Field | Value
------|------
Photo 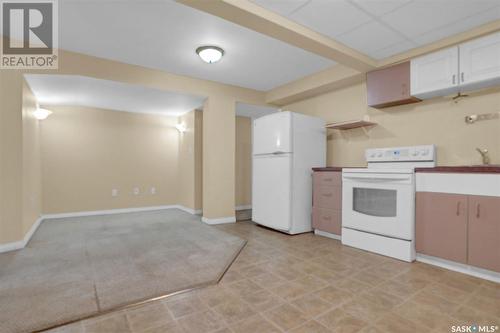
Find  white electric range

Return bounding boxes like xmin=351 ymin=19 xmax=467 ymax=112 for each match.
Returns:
xmin=341 ymin=145 xmax=436 ymax=262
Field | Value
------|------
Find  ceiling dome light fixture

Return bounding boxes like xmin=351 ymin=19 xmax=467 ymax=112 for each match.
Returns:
xmin=33 ymin=108 xmax=53 ymax=120
xmin=196 ymin=45 xmax=224 ymax=64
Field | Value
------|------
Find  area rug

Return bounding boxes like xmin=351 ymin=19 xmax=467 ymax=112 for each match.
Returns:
xmin=0 ymin=209 xmax=245 ymax=333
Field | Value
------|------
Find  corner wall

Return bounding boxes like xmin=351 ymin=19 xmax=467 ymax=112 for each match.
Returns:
xmin=177 ymin=110 xmax=203 ymax=212
xmin=22 ymin=80 xmax=42 ymax=235
xmin=235 ymin=116 xmax=252 ymax=207
xmin=0 ymin=71 xmax=23 ymax=244
xmin=202 ymin=96 xmax=236 ymax=220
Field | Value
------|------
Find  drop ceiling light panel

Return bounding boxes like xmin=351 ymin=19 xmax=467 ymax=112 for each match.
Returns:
xmin=252 ymin=0 xmax=500 ymax=60
xmin=351 ymin=0 xmax=411 ymax=17
xmin=251 ymin=0 xmax=310 ymax=16
xmin=411 ymin=6 xmax=500 ymax=46
xmin=335 ymin=20 xmax=406 ymax=58
xmin=381 ymin=0 xmax=499 ymax=39
xmin=59 ymin=0 xmax=334 ymax=91
xmin=24 ymin=75 xmax=206 ymax=116
xmin=289 ymin=0 xmax=372 ymax=37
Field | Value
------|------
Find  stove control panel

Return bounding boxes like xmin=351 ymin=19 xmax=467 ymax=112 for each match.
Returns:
xmin=366 ymin=145 xmax=436 ymax=162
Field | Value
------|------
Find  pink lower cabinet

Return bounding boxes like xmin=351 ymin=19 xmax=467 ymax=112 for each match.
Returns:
xmin=416 ymin=192 xmax=468 ymax=263
xmin=312 ymin=171 xmax=342 ymax=236
xmin=312 ymin=207 xmax=341 ymax=235
xmin=313 ymin=186 xmax=342 ymax=210
xmin=468 ymin=195 xmax=500 ymax=272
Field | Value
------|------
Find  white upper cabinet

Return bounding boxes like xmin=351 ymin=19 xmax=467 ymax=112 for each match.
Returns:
xmin=459 ymin=31 xmax=500 ymax=91
xmin=410 ymin=47 xmax=459 ymax=99
xmin=410 ymin=32 xmax=500 ymax=100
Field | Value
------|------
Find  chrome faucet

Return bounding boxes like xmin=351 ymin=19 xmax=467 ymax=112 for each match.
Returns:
xmin=476 ymin=148 xmax=490 ymax=165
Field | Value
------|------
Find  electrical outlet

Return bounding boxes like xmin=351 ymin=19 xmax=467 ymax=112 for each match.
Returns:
xmin=133 ymin=187 xmax=140 ymax=195
xmin=151 ymin=187 xmax=156 ymax=195
xmin=111 ymin=189 xmax=118 ymax=197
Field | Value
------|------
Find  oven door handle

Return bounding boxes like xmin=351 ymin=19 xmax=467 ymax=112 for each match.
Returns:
xmin=343 ymin=175 xmax=412 ymax=182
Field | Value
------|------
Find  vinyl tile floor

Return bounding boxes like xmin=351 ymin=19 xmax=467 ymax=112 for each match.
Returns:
xmin=47 ymin=220 xmax=500 ymax=333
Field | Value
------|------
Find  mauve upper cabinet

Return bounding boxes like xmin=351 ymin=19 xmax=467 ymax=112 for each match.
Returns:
xmin=366 ymin=61 xmax=421 ymax=108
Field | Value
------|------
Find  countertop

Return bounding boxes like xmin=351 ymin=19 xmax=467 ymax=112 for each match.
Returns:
xmin=312 ymin=167 xmax=344 ymax=172
xmin=314 ymin=166 xmax=500 ymax=173
xmin=415 ymin=166 xmax=500 ymax=174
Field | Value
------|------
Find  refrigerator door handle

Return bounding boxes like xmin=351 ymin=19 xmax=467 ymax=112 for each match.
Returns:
xmin=272 ymin=151 xmax=286 ymax=155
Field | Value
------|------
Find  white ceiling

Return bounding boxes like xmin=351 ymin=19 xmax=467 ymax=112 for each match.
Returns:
xmin=58 ymin=0 xmax=334 ymax=91
xmin=24 ymin=75 xmax=206 ymax=116
xmin=252 ymin=0 xmax=500 ymax=59
xmin=235 ymin=103 xmax=279 ymax=118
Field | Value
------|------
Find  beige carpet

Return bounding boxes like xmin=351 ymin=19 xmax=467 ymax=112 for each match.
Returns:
xmin=0 ymin=209 xmax=245 ymax=333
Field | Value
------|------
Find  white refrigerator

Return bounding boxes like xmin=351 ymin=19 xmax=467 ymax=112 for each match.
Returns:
xmin=252 ymin=111 xmax=326 ymax=234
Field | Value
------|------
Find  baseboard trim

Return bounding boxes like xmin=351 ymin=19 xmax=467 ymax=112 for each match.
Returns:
xmin=176 ymin=205 xmax=202 ymax=215
xmin=235 ymin=205 xmax=252 ymax=211
xmin=314 ymin=229 xmax=341 ymax=240
xmin=0 ymin=216 xmax=43 ymax=253
xmin=22 ymin=216 xmax=43 ymax=246
xmin=201 ymin=216 xmax=236 ymax=225
xmin=0 ymin=240 xmax=24 ymax=253
xmin=416 ymin=253 xmax=500 ymax=283
xmin=42 ymin=205 xmax=179 ymax=220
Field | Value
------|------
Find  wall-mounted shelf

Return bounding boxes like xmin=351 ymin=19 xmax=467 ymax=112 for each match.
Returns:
xmin=325 ymin=118 xmax=377 ymax=130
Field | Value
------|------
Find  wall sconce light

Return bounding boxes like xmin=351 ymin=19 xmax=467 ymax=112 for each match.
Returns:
xmin=33 ymin=108 xmax=53 ymax=120
xmin=175 ymin=123 xmax=187 ymax=133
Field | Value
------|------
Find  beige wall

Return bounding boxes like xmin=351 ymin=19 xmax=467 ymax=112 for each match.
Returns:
xmin=202 ymin=97 xmax=236 ymax=219
xmin=177 ymin=110 xmax=203 ymax=211
xmin=285 ymin=82 xmax=500 ymax=167
xmin=194 ymin=111 xmax=203 ymax=211
xmin=22 ymin=81 xmax=42 ymax=235
xmin=41 ymin=106 xmax=179 ymax=214
xmin=0 ymin=71 xmax=24 ymax=244
xmin=235 ymin=116 xmax=252 ymax=207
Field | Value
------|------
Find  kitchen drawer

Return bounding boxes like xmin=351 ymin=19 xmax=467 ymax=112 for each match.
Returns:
xmin=313 ymin=171 xmax=341 ymax=187
xmin=312 ymin=207 xmax=341 ymax=235
xmin=313 ymin=185 xmax=341 ymax=210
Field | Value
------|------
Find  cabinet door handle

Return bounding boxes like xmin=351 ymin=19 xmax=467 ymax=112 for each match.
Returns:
xmin=322 ymin=193 xmax=332 ymax=197
xmin=452 ymin=74 xmax=456 ymax=85
xmin=456 ymin=201 xmax=460 ymax=216
xmin=324 ymin=178 xmax=332 ymax=182
xmin=476 ymin=203 xmax=481 ymax=218
xmin=461 ymin=72 xmax=464 ymax=83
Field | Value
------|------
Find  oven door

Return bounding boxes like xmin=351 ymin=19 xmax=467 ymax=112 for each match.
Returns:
xmin=342 ymin=172 xmax=415 ymax=240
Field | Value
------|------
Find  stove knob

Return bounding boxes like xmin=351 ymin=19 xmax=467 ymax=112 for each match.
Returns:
xmin=413 ymin=150 xmax=420 ymax=156
xmin=377 ymin=152 xmax=383 ymax=158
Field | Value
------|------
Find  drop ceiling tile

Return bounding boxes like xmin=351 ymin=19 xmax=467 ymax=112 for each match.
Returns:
xmin=380 ymin=0 xmax=500 ymax=38
xmin=370 ymin=40 xmax=417 ymax=59
xmin=250 ymin=0 xmax=309 ymax=16
xmin=336 ymin=20 xmax=406 ymax=57
xmin=350 ymin=0 xmax=412 ymax=17
xmin=412 ymin=6 xmax=500 ymax=46
xmin=290 ymin=0 xmax=372 ymax=37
